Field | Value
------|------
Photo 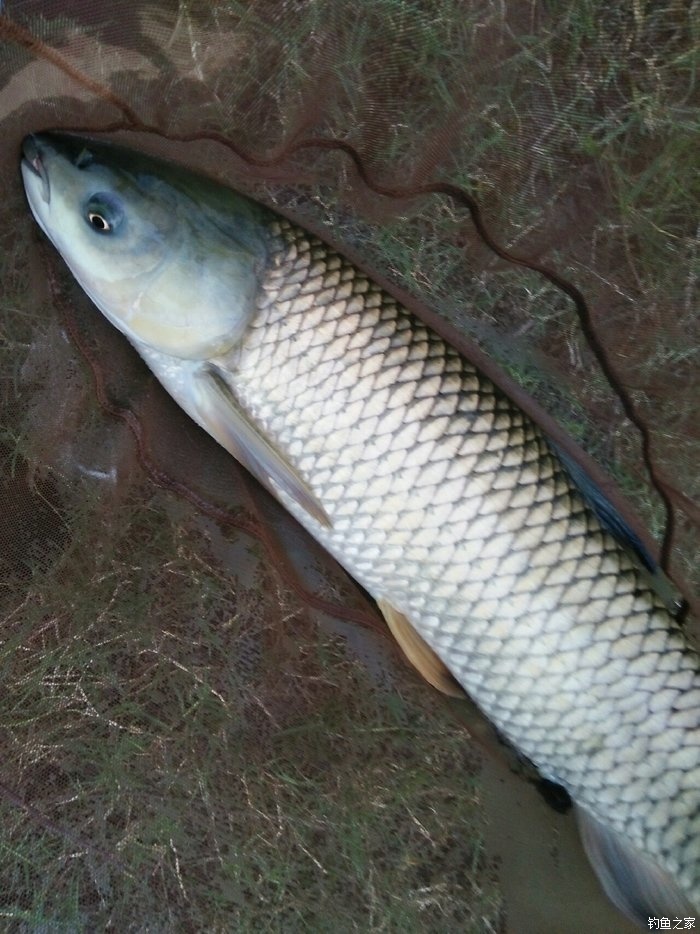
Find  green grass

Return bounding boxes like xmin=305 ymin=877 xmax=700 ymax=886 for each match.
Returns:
xmin=0 ymin=480 xmax=498 ymax=931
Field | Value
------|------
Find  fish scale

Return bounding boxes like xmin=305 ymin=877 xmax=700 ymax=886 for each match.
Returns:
xmin=219 ymin=216 xmax=700 ymax=901
xmin=21 ymin=133 xmax=700 ymax=921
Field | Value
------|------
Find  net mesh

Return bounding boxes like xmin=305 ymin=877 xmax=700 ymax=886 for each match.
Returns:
xmin=0 ymin=1 xmax=697 ymax=930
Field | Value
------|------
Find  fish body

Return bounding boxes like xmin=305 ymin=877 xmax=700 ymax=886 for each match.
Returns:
xmin=21 ymin=133 xmax=700 ymax=925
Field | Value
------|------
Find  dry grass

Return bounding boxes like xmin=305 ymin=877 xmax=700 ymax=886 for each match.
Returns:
xmin=0 ymin=0 xmax=696 ymax=930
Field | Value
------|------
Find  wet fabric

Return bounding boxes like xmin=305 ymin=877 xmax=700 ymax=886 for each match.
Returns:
xmin=0 ymin=2 xmax=696 ymax=931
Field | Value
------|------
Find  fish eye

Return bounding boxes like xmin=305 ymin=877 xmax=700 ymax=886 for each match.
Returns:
xmin=88 ymin=212 xmax=111 ymax=232
xmin=83 ymin=192 xmax=124 ymax=235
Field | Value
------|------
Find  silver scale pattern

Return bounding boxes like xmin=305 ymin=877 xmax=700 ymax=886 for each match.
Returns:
xmin=220 ymin=216 xmax=700 ymax=899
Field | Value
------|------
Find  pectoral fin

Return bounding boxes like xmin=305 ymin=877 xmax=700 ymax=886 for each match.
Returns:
xmin=192 ymin=366 xmax=331 ymax=527
xmin=377 ymin=598 xmax=465 ymax=698
xmin=576 ymin=805 xmax=697 ymax=925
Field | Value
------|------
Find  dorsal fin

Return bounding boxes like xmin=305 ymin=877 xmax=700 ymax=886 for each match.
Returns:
xmin=549 ymin=441 xmax=685 ymax=616
xmin=549 ymin=441 xmax=656 ymax=571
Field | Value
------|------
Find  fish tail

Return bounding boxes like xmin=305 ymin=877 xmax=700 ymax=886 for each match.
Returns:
xmin=576 ymin=806 xmax=697 ymax=925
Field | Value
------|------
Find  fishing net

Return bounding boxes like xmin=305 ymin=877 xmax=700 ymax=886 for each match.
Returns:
xmin=0 ymin=1 xmax=697 ymax=931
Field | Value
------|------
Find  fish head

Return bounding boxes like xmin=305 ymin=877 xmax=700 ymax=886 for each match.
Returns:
xmin=21 ymin=133 xmax=267 ymax=359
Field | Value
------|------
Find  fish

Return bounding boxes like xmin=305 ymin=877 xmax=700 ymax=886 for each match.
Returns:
xmin=21 ymin=131 xmax=700 ymax=927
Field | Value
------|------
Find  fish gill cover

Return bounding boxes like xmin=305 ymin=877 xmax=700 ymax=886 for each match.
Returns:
xmin=0 ymin=2 xmax=697 ymax=932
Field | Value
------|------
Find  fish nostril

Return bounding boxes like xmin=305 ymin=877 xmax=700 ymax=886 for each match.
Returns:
xmin=21 ymin=136 xmax=50 ymax=205
xmin=22 ymin=135 xmax=40 ymax=166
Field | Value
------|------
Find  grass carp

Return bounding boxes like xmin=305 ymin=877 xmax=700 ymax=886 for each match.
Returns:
xmin=21 ymin=132 xmax=700 ymax=927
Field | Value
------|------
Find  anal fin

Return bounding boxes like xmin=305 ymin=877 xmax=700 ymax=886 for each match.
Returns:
xmin=576 ymin=805 xmax=698 ymax=926
xmin=377 ymin=598 xmax=465 ymax=698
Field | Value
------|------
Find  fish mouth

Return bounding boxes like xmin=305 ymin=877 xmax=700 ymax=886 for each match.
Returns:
xmin=21 ymin=135 xmax=50 ymax=204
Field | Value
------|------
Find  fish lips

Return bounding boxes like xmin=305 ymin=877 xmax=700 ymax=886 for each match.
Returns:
xmin=21 ymin=134 xmax=51 ymax=205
